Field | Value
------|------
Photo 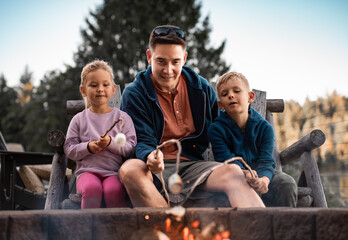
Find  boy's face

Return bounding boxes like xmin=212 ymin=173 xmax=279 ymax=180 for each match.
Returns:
xmin=80 ymin=69 xmax=116 ymax=109
xmin=217 ymin=77 xmax=255 ymax=116
xmin=146 ymin=44 xmax=187 ymax=92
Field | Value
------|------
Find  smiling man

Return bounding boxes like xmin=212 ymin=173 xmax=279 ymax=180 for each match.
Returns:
xmin=119 ymin=25 xmax=265 ymax=208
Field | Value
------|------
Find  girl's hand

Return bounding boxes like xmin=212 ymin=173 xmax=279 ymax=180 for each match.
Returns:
xmin=96 ymin=135 xmax=111 ymax=149
xmin=88 ymin=141 xmax=103 ymax=154
xmin=245 ymin=173 xmax=270 ymax=194
xmin=147 ymin=149 xmax=164 ymax=174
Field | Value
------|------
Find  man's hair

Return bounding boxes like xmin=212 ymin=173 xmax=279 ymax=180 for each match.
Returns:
xmin=80 ymin=59 xmax=114 ymax=108
xmin=216 ymin=72 xmax=250 ymax=98
xmin=149 ymin=25 xmax=187 ymax=50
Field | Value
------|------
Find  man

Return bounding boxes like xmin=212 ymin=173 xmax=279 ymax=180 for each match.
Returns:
xmin=119 ymin=25 xmax=265 ymax=208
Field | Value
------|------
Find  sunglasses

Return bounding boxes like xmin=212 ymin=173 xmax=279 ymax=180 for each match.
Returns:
xmin=153 ymin=27 xmax=186 ymax=39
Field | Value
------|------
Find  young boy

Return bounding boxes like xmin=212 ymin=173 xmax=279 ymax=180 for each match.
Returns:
xmin=208 ymin=72 xmax=297 ymax=207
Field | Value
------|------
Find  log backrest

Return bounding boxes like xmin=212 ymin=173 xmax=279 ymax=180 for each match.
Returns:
xmin=66 ymin=86 xmax=284 ymax=170
xmin=250 ymin=89 xmax=284 ymax=171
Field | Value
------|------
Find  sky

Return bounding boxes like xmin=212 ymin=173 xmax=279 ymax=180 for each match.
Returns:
xmin=0 ymin=0 xmax=347 ymax=104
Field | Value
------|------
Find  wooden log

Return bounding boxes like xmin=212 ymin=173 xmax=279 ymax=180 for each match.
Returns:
xmin=66 ymin=100 xmax=85 ymax=115
xmin=266 ymin=99 xmax=284 ymax=113
xmin=44 ymin=153 xmax=68 ymax=210
xmin=301 ymin=151 xmax=327 ymax=207
xmin=45 ymin=130 xmax=68 ymax=210
xmin=47 ymin=130 xmax=65 ymax=154
xmin=279 ymin=129 xmax=326 ymax=165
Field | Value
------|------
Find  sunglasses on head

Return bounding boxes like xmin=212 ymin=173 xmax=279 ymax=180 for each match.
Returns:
xmin=153 ymin=27 xmax=186 ymax=39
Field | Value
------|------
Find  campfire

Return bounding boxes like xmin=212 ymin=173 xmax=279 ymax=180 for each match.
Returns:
xmin=138 ymin=208 xmax=231 ymax=240
xmin=129 ymin=140 xmax=253 ymax=239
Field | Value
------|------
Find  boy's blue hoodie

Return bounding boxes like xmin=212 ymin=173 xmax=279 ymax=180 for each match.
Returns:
xmin=208 ymin=108 xmax=275 ymax=180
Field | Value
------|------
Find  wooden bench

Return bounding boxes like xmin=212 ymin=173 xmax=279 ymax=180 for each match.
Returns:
xmin=44 ymin=86 xmax=327 ymax=209
xmin=0 ymin=132 xmax=55 ymax=210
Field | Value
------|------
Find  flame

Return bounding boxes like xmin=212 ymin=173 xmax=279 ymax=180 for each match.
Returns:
xmin=165 ymin=218 xmax=171 ymax=232
xmin=191 ymin=220 xmax=200 ymax=229
xmin=144 ymin=215 xmax=150 ymax=220
xmin=221 ymin=230 xmax=230 ymax=239
xmin=182 ymin=227 xmax=190 ymax=240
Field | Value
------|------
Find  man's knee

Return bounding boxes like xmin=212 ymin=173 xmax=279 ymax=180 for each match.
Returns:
xmin=119 ymin=159 xmax=144 ymax=182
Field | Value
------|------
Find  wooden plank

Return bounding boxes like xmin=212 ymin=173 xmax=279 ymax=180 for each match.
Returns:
xmin=266 ymin=110 xmax=282 ymax=172
xmin=301 ymin=151 xmax=327 ymax=207
xmin=251 ymin=89 xmax=267 ymax=118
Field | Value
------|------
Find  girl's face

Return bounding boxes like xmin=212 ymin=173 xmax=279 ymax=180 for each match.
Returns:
xmin=80 ymin=69 xmax=116 ymax=112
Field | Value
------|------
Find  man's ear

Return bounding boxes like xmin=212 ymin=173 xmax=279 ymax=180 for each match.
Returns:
xmin=80 ymin=85 xmax=87 ymax=97
xmin=183 ymin=51 xmax=188 ymax=64
xmin=217 ymin=100 xmax=224 ymax=110
xmin=146 ymin=49 xmax=152 ymax=65
xmin=248 ymin=91 xmax=255 ymax=103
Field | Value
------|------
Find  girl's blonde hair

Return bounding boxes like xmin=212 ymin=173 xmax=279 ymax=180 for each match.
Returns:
xmin=80 ymin=60 xmax=115 ymax=108
xmin=216 ymin=72 xmax=250 ymax=99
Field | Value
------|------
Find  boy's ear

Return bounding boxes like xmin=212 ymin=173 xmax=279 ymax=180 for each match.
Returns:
xmin=217 ymin=100 xmax=224 ymax=110
xmin=248 ymin=91 xmax=255 ymax=103
xmin=80 ymin=85 xmax=87 ymax=97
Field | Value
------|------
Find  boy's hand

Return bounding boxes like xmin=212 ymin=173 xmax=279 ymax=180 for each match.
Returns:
xmin=248 ymin=175 xmax=270 ymax=194
xmin=88 ymin=141 xmax=103 ymax=154
xmin=243 ymin=170 xmax=269 ymax=194
xmin=96 ymin=135 xmax=111 ymax=149
xmin=147 ymin=149 xmax=164 ymax=174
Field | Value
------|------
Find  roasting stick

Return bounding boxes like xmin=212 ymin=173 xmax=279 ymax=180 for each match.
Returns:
xmin=101 ymin=118 xmax=124 ymax=138
xmin=155 ymin=139 xmax=183 ymax=206
xmin=181 ymin=156 xmax=255 ymax=206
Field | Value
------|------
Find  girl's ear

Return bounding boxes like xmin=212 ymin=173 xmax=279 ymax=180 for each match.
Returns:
xmin=248 ymin=91 xmax=255 ymax=103
xmin=112 ymin=83 xmax=116 ymax=95
xmin=80 ymin=85 xmax=87 ymax=97
xmin=217 ymin=100 xmax=224 ymax=111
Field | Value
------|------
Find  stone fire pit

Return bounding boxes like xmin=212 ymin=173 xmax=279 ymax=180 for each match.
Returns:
xmin=1 ymin=207 xmax=348 ymax=239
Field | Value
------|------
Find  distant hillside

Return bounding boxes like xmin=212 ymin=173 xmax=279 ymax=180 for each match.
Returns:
xmin=273 ymin=92 xmax=348 ymax=207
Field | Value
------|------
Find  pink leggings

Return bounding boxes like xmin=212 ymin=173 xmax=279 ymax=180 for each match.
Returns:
xmin=76 ymin=172 xmax=126 ymax=209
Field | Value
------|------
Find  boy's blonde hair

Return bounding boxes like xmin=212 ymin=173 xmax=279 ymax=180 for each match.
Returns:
xmin=80 ymin=60 xmax=115 ymax=108
xmin=216 ymin=72 xmax=250 ymax=99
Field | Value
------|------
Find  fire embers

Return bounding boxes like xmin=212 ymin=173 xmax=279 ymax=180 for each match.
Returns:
xmin=150 ymin=216 xmax=230 ymax=240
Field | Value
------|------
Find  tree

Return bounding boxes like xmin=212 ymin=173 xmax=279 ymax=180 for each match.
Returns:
xmin=72 ymin=0 xmax=230 ymax=89
xmin=0 ymin=73 xmax=23 ymax=143
xmin=17 ymin=65 xmax=34 ymax=106
xmin=12 ymin=0 xmax=230 ymax=152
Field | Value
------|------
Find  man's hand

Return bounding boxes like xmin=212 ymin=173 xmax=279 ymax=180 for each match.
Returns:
xmin=88 ymin=141 xmax=103 ymax=154
xmin=146 ymin=149 xmax=164 ymax=174
xmin=96 ymin=135 xmax=111 ymax=149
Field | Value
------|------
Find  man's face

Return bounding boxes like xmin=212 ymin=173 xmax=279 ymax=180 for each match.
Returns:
xmin=146 ymin=44 xmax=187 ymax=92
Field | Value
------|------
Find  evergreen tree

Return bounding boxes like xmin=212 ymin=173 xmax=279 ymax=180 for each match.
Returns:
xmin=11 ymin=0 xmax=230 ymax=152
xmin=72 ymin=0 xmax=230 ymax=89
xmin=0 ymin=73 xmax=23 ymax=143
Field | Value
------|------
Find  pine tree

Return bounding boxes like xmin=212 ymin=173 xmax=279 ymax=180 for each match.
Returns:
xmin=72 ymin=0 xmax=230 ymax=89
xmin=15 ymin=0 xmax=231 ymax=151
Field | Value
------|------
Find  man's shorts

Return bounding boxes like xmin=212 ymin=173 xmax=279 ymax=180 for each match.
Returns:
xmin=153 ymin=159 xmax=223 ymax=205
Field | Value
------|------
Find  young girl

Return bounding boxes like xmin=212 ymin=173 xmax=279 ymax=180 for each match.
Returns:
xmin=64 ymin=60 xmax=137 ymax=208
